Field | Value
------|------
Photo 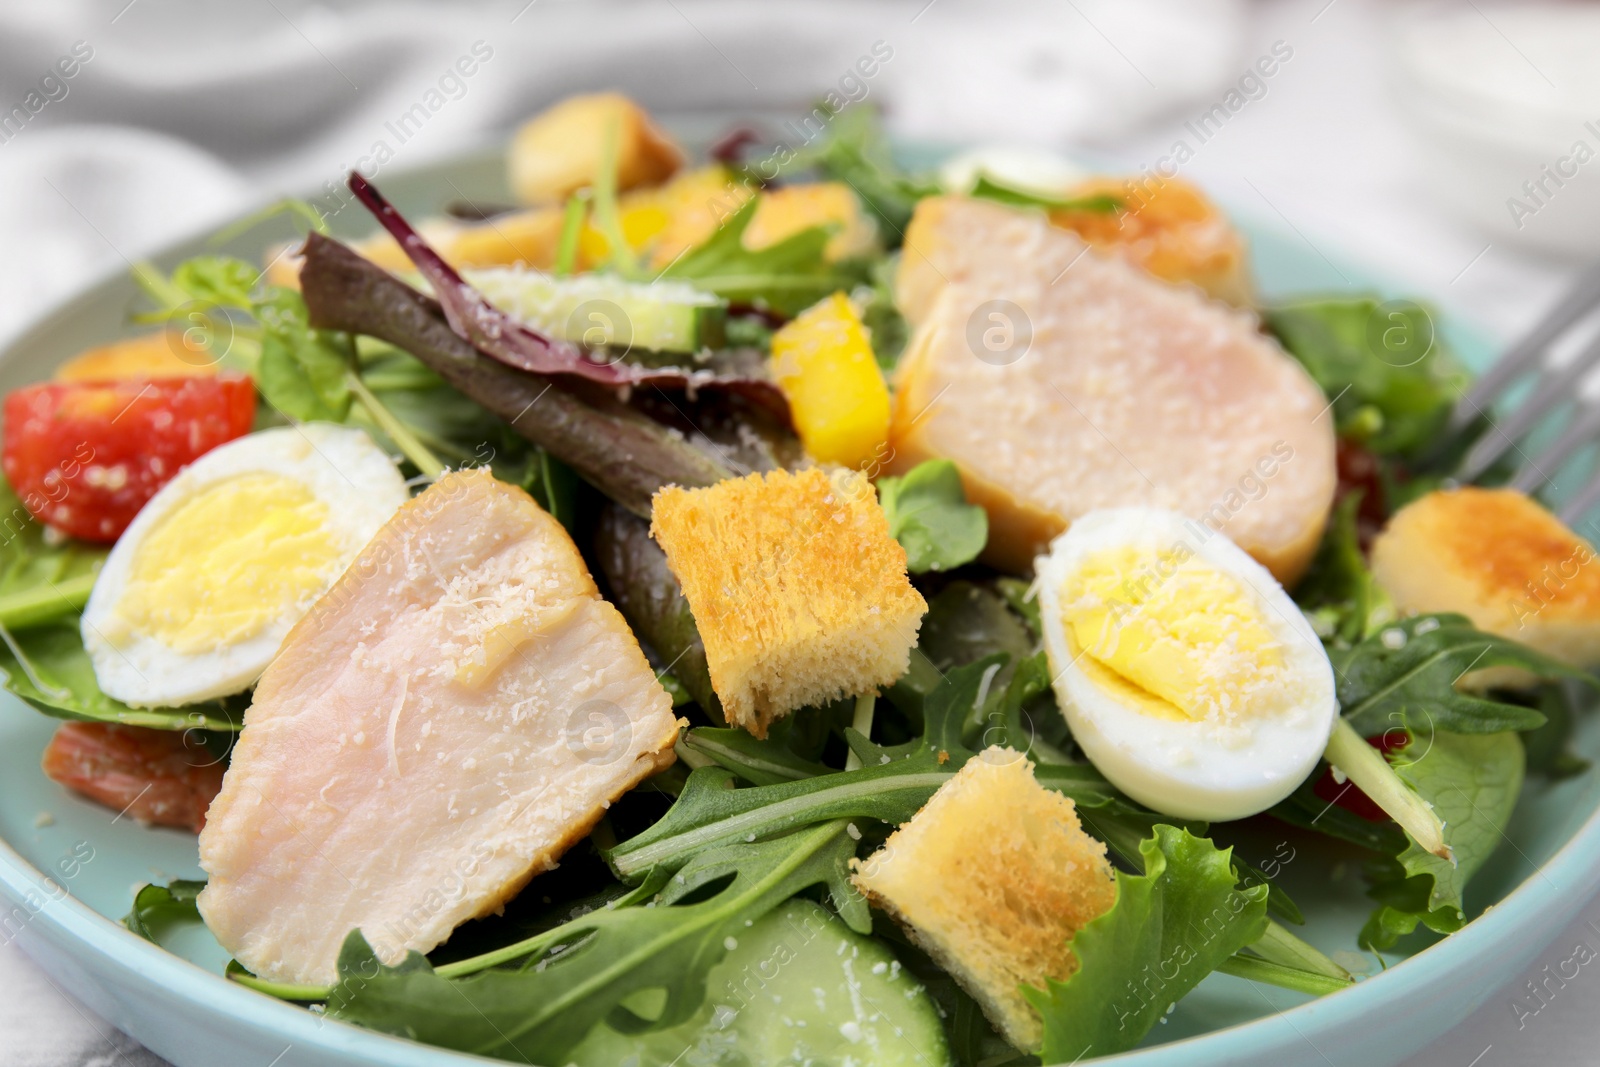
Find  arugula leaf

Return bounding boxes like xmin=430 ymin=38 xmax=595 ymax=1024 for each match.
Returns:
xmin=679 ymin=719 xmax=832 ymax=785
xmin=994 ymin=576 xmax=1042 ymax=638
xmin=659 ymin=197 xmax=861 ymax=317
xmin=328 ymin=821 xmax=863 ymax=1064
xmin=125 ymin=879 xmax=205 ymax=943
xmin=1523 ymin=682 xmax=1591 ymax=780
xmin=1268 ymin=776 xmax=1407 ymax=855
xmin=1264 ymin=297 xmax=1469 ymax=458
xmin=877 ymin=460 xmax=988 ymax=573
xmin=783 ymin=104 xmax=940 ymax=238
xmin=918 ymin=581 xmax=1033 ymax=675
xmin=1295 ymin=492 xmax=1393 ymax=645
xmin=969 ymin=174 xmax=1120 ymax=213
xmin=1335 ymin=614 xmax=1593 ymax=736
xmin=0 ymin=480 xmax=104 ymax=630
xmin=255 ymin=288 xmax=354 ymax=422
xmin=608 ymin=657 xmax=1128 ymax=883
xmin=859 ymin=254 xmax=908 ymax=370
xmin=1361 ymin=732 xmax=1524 ymax=949
xmin=170 ymin=256 xmax=258 ymax=309
xmin=1025 ymin=827 xmax=1270 ymax=1061
xmin=0 ymin=623 xmax=243 ymax=731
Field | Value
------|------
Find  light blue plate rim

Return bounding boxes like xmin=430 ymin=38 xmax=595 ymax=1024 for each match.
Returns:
xmin=0 ymin=142 xmax=1584 ymax=1067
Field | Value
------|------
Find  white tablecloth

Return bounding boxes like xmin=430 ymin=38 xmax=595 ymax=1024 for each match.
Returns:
xmin=0 ymin=0 xmax=1592 ymax=1064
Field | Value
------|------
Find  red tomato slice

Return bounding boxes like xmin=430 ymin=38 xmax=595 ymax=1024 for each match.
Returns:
xmin=42 ymin=722 xmax=226 ymax=833
xmin=2 ymin=374 xmax=255 ymax=541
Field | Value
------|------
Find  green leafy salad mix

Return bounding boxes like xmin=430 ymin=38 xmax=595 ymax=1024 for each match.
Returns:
xmin=0 ymin=96 xmax=1590 ymax=1067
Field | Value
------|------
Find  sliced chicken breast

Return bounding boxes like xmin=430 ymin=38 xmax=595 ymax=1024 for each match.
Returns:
xmin=891 ymin=196 xmax=1335 ymax=583
xmin=198 ymin=469 xmax=679 ymax=986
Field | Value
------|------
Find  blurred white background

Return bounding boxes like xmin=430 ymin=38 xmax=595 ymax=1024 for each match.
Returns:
xmin=1 ymin=0 xmax=1598 ymax=1064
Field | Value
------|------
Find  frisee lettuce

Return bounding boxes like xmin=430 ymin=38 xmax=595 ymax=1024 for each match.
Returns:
xmin=1026 ymin=826 xmax=1270 ymax=1061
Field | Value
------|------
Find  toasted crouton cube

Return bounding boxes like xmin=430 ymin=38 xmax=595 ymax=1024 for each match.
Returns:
xmin=649 ymin=468 xmax=926 ymax=736
xmin=851 ymin=748 xmax=1117 ymax=1052
xmin=1050 ymin=175 xmax=1254 ymax=306
xmin=1372 ymin=487 xmax=1600 ymax=683
xmin=508 ymin=92 xmax=683 ymax=205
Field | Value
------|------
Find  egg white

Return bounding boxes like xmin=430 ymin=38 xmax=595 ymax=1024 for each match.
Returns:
xmin=81 ymin=424 xmax=408 ymax=707
xmin=1036 ymin=508 xmax=1337 ymax=821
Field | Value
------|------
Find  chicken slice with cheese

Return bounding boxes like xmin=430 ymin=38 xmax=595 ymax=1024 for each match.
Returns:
xmin=891 ymin=196 xmax=1335 ymax=583
xmin=198 ymin=469 xmax=679 ymax=986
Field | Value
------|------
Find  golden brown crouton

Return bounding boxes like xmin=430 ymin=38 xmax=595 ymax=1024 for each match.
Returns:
xmin=508 ymin=92 xmax=683 ymax=205
xmin=1371 ymin=487 xmax=1600 ymax=680
xmin=850 ymin=748 xmax=1117 ymax=1052
xmin=649 ymin=468 xmax=926 ymax=737
xmin=1050 ymin=175 xmax=1254 ymax=306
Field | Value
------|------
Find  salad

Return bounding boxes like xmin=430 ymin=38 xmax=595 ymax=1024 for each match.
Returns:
xmin=5 ymin=91 xmax=1596 ymax=1066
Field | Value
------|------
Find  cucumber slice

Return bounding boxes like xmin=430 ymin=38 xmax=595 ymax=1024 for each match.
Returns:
xmin=465 ymin=269 xmax=725 ymax=354
xmin=564 ymin=899 xmax=951 ymax=1067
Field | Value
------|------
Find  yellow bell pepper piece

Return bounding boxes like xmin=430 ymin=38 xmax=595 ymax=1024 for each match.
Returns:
xmin=771 ymin=293 xmax=891 ymax=469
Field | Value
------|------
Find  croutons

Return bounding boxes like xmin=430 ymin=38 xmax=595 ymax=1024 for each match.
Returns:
xmin=508 ymin=92 xmax=683 ymax=205
xmin=1371 ymin=487 xmax=1600 ymax=678
xmin=1050 ymin=175 xmax=1254 ymax=306
xmin=649 ymin=467 xmax=926 ymax=737
xmin=743 ymin=182 xmax=878 ymax=262
xmin=645 ymin=179 xmax=876 ymax=270
xmin=851 ymin=748 xmax=1117 ymax=1052
xmin=890 ymin=196 xmax=1335 ymax=583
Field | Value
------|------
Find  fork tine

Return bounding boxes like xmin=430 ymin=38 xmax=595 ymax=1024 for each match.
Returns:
xmin=1451 ymin=258 xmax=1600 ymax=432
xmin=1458 ymin=330 xmax=1600 ymax=482
xmin=1511 ymin=400 xmax=1600 ymax=492
xmin=1559 ymin=459 xmax=1600 ymax=525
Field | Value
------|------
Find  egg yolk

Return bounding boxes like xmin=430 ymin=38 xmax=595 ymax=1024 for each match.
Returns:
xmin=1061 ymin=546 xmax=1286 ymax=723
xmin=114 ymin=473 xmax=342 ymax=654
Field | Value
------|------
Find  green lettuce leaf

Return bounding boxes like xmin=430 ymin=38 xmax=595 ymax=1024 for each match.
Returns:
xmin=659 ymin=197 xmax=862 ymax=317
xmin=0 ymin=480 xmax=105 ymax=631
xmin=0 ymin=622 xmax=245 ymax=731
xmin=1361 ymin=732 xmax=1524 ymax=949
xmin=877 ymin=460 xmax=989 ymax=573
xmin=328 ymin=820 xmax=864 ymax=1064
xmin=782 ymin=104 xmax=940 ymax=238
xmin=1026 ymin=827 xmax=1270 ymax=1061
xmin=1294 ymin=492 xmax=1393 ymax=645
xmin=607 ymin=657 xmax=1128 ymax=883
xmin=1264 ymin=296 xmax=1469 ymax=458
xmin=1334 ymin=614 xmax=1593 ymax=736
xmin=255 ymin=288 xmax=355 ymax=422
xmin=125 ymin=879 xmax=206 ymax=943
xmin=969 ymin=174 xmax=1119 ymax=213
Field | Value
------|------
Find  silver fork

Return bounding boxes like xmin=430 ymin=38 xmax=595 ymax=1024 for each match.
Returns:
xmin=1451 ymin=260 xmax=1600 ymax=523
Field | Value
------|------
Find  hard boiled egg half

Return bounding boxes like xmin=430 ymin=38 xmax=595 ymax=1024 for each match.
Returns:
xmin=82 ymin=424 xmax=408 ymax=707
xmin=1036 ymin=508 xmax=1336 ymax=821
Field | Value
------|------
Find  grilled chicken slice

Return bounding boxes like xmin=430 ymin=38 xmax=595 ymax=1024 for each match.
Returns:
xmin=198 ymin=469 xmax=679 ymax=986
xmin=891 ymin=196 xmax=1335 ymax=583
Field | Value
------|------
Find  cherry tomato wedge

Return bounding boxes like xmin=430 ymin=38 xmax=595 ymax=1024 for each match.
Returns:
xmin=2 ymin=374 xmax=255 ymax=541
xmin=42 ymin=722 xmax=226 ymax=833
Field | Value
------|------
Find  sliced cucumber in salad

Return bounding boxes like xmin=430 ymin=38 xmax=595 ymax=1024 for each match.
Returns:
xmin=563 ymin=899 xmax=950 ymax=1067
xmin=465 ymin=269 xmax=725 ymax=354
